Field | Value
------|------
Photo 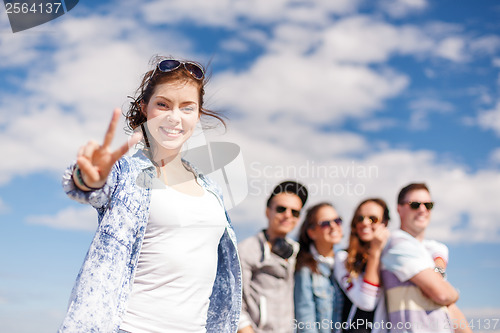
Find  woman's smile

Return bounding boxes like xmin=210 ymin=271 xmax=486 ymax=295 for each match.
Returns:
xmin=159 ymin=126 xmax=183 ymax=137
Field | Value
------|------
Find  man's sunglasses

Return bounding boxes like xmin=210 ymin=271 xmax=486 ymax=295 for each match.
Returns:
xmin=406 ymin=201 xmax=434 ymax=210
xmin=355 ymin=215 xmax=380 ymax=224
xmin=275 ymin=205 xmax=301 ymax=218
xmin=318 ymin=218 xmax=343 ymax=228
xmin=154 ymin=59 xmax=205 ymax=80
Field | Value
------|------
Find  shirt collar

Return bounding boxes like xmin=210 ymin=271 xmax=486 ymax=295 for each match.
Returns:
xmin=132 ymin=149 xmax=203 ymax=179
xmin=310 ymin=244 xmax=335 ymax=269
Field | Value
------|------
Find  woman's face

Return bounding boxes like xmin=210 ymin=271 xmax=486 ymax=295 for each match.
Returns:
xmin=307 ymin=206 xmax=343 ymax=248
xmin=142 ymin=80 xmax=200 ymax=157
xmin=355 ymin=201 xmax=384 ymax=243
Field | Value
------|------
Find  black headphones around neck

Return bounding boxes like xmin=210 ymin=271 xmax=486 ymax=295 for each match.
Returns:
xmin=263 ymin=230 xmax=294 ymax=259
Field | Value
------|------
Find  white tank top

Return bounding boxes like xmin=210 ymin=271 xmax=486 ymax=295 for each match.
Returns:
xmin=120 ymin=178 xmax=227 ymax=333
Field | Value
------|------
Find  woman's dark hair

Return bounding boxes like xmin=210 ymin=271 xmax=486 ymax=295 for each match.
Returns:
xmin=295 ymin=202 xmax=334 ymax=274
xmin=345 ymin=198 xmax=390 ymax=277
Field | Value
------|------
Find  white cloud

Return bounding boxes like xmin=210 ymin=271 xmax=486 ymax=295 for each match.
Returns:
xmin=229 ymin=116 xmax=369 ymax=161
xmin=408 ymin=98 xmax=455 ymax=130
xmin=26 ymin=206 xmax=97 ymax=231
xmin=269 ymin=23 xmax=324 ymax=55
xmin=423 ymin=21 xmax=464 ymax=37
xmin=0 ymin=32 xmax=43 ymax=68
xmin=358 ymin=118 xmax=398 ymax=131
xmin=140 ymin=0 xmax=359 ymax=28
xmin=220 ymin=39 xmax=250 ymax=53
xmin=0 ymin=197 xmax=8 ymax=214
xmin=424 ymin=68 xmax=436 ymax=78
xmin=379 ymin=0 xmax=428 ymax=19
xmin=428 ymin=169 xmax=500 ymax=243
xmin=490 ymin=148 xmax=500 ymax=165
xmin=209 ymin=53 xmax=409 ymax=125
xmin=470 ymin=35 xmax=500 ymax=56
xmin=220 ymin=29 xmax=270 ymax=53
xmin=478 ymin=101 xmax=500 ymax=136
xmin=315 ymin=16 xmax=434 ymax=64
xmin=435 ymin=37 xmax=467 ymax=62
xmin=239 ymin=29 xmax=269 ymax=46
xmin=0 ymin=108 xmax=85 ymax=184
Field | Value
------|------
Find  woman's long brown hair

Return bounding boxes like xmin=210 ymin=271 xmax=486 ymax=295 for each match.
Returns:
xmin=296 ymin=202 xmax=334 ymax=274
xmin=345 ymin=198 xmax=390 ymax=278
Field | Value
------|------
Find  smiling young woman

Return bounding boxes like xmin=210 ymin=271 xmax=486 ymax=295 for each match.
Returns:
xmin=59 ymin=56 xmax=241 ymax=333
xmin=333 ymin=198 xmax=390 ymax=333
xmin=294 ymin=202 xmax=344 ymax=333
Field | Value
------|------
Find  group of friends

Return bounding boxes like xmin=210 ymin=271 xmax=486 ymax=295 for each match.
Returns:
xmin=57 ymin=56 xmax=470 ymax=333
xmin=237 ymin=181 xmax=470 ymax=333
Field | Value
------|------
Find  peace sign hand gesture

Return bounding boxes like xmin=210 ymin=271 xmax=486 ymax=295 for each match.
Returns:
xmin=73 ymin=108 xmax=142 ymax=191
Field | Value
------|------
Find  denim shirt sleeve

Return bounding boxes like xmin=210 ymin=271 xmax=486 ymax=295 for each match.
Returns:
xmin=331 ymin=277 xmax=344 ymax=333
xmin=61 ymin=160 xmax=120 ymax=211
xmin=238 ymin=242 xmax=255 ymax=331
xmin=294 ymin=267 xmax=320 ymax=333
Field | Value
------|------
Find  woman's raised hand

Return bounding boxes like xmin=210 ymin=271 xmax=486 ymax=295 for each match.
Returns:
xmin=370 ymin=223 xmax=390 ymax=253
xmin=74 ymin=108 xmax=142 ymax=190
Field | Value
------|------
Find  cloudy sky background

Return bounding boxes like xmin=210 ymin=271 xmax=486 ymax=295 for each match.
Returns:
xmin=1 ymin=0 xmax=500 ymax=332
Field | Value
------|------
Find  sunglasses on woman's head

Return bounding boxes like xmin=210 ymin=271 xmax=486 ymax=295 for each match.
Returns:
xmin=318 ymin=218 xmax=342 ymax=228
xmin=406 ymin=201 xmax=434 ymax=210
xmin=355 ymin=215 xmax=380 ymax=224
xmin=275 ymin=205 xmax=301 ymax=218
xmin=155 ymin=59 xmax=205 ymax=80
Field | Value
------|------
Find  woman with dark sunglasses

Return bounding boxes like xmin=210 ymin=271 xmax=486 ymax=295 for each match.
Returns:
xmin=294 ymin=202 xmax=344 ymax=332
xmin=333 ymin=198 xmax=390 ymax=333
xmin=58 ymin=56 xmax=241 ymax=333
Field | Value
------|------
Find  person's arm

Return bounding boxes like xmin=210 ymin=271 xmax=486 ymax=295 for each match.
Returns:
xmin=363 ymin=250 xmax=382 ymax=286
xmin=410 ymin=268 xmax=459 ymax=306
xmin=431 ymin=247 xmax=472 ymax=333
xmin=363 ymin=224 xmax=389 ymax=285
xmin=383 ymin=231 xmax=458 ymax=306
xmin=341 ymin=226 xmax=388 ymax=312
xmin=448 ymin=303 xmax=473 ymax=333
xmin=333 ymin=251 xmax=376 ymax=312
xmin=341 ymin=275 xmax=379 ymax=312
xmin=62 ymin=108 xmax=141 ymax=207
xmin=294 ymin=267 xmax=319 ymax=333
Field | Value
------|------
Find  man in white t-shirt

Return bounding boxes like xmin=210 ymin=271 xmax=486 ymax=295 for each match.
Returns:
xmin=381 ymin=183 xmax=459 ymax=333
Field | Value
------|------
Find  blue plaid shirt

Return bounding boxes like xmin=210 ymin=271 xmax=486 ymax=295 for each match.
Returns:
xmin=59 ymin=150 xmax=242 ymax=332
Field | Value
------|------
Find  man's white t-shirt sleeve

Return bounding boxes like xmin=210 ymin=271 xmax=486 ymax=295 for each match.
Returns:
xmin=382 ymin=230 xmax=434 ymax=282
xmin=423 ymin=239 xmax=449 ymax=264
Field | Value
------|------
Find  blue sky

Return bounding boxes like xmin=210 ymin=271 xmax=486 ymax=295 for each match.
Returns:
xmin=1 ymin=0 xmax=500 ymax=332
